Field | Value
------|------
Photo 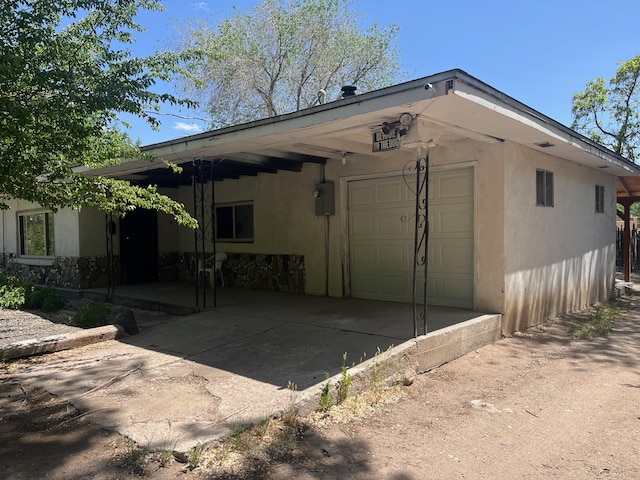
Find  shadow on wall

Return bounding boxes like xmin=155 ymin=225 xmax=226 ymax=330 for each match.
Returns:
xmin=505 ymin=246 xmax=615 ymax=332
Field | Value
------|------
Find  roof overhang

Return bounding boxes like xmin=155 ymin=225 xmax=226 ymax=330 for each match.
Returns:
xmin=79 ymin=69 xmax=640 ymax=186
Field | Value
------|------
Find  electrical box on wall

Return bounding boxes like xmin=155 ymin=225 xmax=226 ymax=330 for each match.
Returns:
xmin=313 ymin=181 xmax=335 ymax=216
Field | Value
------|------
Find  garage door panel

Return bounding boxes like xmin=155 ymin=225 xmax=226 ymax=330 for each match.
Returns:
xmin=378 ymin=244 xmax=408 ymax=265
xmin=376 ymin=182 xmax=405 ymax=204
xmin=378 ymin=212 xmax=412 ymax=236
xmin=351 ymin=215 xmax=376 ymax=236
xmin=351 ymin=244 xmax=376 ymax=264
xmin=349 ymin=168 xmax=473 ymax=307
xmin=350 ymin=184 xmax=374 ymax=206
xmin=438 ymin=207 xmax=473 ymax=235
xmin=351 ymin=211 xmax=413 ymax=237
xmin=351 ymin=273 xmax=411 ymax=301
xmin=425 ymin=275 xmax=473 ymax=307
xmin=437 ymin=173 xmax=473 ymax=202
xmin=429 ymin=239 xmax=473 ymax=272
xmin=429 ymin=204 xmax=473 ymax=237
xmin=352 ymin=243 xmax=413 ymax=269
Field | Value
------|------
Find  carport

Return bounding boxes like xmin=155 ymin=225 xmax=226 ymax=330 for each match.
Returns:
xmin=86 ymin=70 xmax=498 ymax=338
xmin=18 ymin=282 xmax=501 ymax=452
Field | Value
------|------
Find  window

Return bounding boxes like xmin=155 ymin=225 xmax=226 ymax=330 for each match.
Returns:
xmin=216 ymin=203 xmax=254 ymax=241
xmin=536 ymin=169 xmax=554 ymax=207
xmin=595 ymin=185 xmax=605 ymax=213
xmin=19 ymin=211 xmax=54 ymax=256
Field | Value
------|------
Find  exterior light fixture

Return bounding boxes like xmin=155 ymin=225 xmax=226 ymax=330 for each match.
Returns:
xmin=381 ymin=113 xmax=414 ymax=135
xmin=399 ymin=113 xmax=413 ymax=127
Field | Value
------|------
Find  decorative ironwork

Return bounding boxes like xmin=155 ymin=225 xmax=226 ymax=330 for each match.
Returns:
xmin=402 ymin=150 xmax=429 ymax=337
xmin=105 ymin=212 xmax=115 ymax=299
xmin=192 ymin=159 xmax=219 ymax=307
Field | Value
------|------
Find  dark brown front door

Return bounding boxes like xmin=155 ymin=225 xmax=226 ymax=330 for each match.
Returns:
xmin=119 ymin=209 xmax=158 ymax=284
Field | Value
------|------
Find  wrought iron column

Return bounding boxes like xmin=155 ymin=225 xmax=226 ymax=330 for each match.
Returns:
xmin=404 ymin=148 xmax=429 ymax=337
xmin=193 ymin=159 xmax=215 ymax=307
xmin=210 ymin=160 xmax=218 ymax=307
xmin=105 ymin=212 xmax=115 ymax=299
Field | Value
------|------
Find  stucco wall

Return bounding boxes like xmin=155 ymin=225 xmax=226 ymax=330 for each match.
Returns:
xmin=503 ymin=142 xmax=616 ymax=332
xmin=0 ymin=199 xmax=80 ymax=258
xmin=78 ymin=207 xmax=114 ymax=257
xmin=179 ymin=137 xmax=508 ymax=302
xmin=435 ymin=139 xmax=506 ymax=315
xmin=184 ymin=164 xmax=325 ymax=294
xmin=157 ymin=187 xmax=182 ymax=254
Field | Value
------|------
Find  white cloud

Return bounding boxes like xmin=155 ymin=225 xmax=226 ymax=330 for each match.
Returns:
xmin=173 ymin=122 xmax=204 ymax=133
xmin=191 ymin=2 xmax=211 ymax=12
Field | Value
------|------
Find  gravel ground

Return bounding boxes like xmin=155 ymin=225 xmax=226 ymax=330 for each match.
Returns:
xmin=0 ymin=308 xmax=81 ymax=346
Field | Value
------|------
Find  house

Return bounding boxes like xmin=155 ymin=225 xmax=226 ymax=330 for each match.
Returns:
xmin=2 ymin=69 xmax=638 ymax=334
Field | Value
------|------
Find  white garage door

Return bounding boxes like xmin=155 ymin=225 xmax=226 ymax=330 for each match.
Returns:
xmin=348 ymin=168 xmax=474 ymax=308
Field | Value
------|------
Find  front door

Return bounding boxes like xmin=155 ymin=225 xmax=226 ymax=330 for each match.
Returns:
xmin=119 ymin=208 xmax=158 ymax=284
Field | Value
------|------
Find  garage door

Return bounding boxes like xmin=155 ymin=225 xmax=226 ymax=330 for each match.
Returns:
xmin=348 ymin=168 xmax=474 ymax=308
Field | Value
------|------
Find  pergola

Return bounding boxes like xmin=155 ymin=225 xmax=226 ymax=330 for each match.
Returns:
xmin=617 ymin=176 xmax=640 ymax=281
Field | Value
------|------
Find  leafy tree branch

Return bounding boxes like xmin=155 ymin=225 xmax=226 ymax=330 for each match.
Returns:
xmin=572 ymin=55 xmax=640 ymax=162
xmin=0 ymin=0 xmax=197 ymax=227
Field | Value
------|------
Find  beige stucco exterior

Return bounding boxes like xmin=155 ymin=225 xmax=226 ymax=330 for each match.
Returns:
xmin=503 ymin=143 xmax=616 ymax=331
xmin=1 ymin=199 xmax=80 ymax=259
xmin=0 ymin=70 xmax=631 ymax=334
xmin=171 ymin=136 xmax=613 ymax=333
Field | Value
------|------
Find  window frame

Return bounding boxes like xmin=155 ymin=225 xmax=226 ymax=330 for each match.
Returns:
xmin=215 ymin=201 xmax=254 ymax=242
xmin=536 ymin=169 xmax=554 ymax=207
xmin=18 ymin=210 xmax=55 ymax=257
xmin=595 ymin=185 xmax=605 ymax=213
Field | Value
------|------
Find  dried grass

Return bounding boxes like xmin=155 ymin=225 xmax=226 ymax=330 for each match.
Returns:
xmin=307 ymin=384 xmax=407 ymax=428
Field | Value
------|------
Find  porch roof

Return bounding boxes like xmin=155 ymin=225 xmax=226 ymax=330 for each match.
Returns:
xmin=81 ymin=69 xmax=640 ymax=186
xmin=617 ymin=176 xmax=640 ymax=204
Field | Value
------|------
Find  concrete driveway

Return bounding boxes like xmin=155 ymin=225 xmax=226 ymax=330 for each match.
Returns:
xmin=12 ymin=287 xmax=498 ymax=452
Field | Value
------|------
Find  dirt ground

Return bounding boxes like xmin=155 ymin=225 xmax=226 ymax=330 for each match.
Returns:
xmin=1 ymin=295 xmax=639 ymax=480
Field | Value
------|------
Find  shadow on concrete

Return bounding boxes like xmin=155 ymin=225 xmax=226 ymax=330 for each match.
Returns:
xmin=12 ymin=283 xmax=495 ymax=453
xmin=90 ymin=283 xmax=484 ymax=390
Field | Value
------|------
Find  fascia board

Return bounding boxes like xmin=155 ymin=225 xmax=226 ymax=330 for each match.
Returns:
xmin=450 ymin=76 xmax=640 ymax=175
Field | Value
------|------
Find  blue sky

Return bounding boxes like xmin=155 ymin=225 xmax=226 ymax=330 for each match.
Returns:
xmin=127 ymin=0 xmax=640 ymax=146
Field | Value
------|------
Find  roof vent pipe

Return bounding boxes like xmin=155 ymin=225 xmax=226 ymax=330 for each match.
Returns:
xmin=341 ymin=85 xmax=357 ymax=98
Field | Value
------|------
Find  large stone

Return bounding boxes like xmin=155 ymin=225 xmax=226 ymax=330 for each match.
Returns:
xmin=112 ymin=309 xmax=139 ymax=335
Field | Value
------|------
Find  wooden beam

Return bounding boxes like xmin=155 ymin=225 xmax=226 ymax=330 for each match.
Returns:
xmin=619 ymin=177 xmax=633 ymax=197
xmin=620 ymin=199 xmax=633 ymax=282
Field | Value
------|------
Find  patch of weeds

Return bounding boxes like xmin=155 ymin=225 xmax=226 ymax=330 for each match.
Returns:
xmin=282 ymin=380 xmax=299 ymax=426
xmin=369 ymin=345 xmax=393 ymax=392
xmin=336 ymin=352 xmax=353 ymax=404
xmin=156 ymin=448 xmax=174 ymax=467
xmin=567 ymin=300 xmax=626 ymax=340
xmin=203 ymin=416 xmax=300 ymax=478
xmin=70 ymin=301 xmax=111 ymax=328
xmin=187 ymin=442 xmax=206 ymax=470
xmin=121 ymin=438 xmax=149 ymax=476
xmin=318 ymin=372 xmax=334 ymax=411
xmin=148 ymin=421 xmax=178 ymax=468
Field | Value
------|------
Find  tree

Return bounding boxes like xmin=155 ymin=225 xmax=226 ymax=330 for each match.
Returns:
xmin=0 ymin=0 xmax=197 ymax=227
xmin=572 ymin=55 xmax=640 ymax=162
xmin=178 ymin=0 xmax=401 ymax=128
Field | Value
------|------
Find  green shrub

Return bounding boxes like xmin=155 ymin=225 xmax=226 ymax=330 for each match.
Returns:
xmin=0 ymin=279 xmax=28 ymax=309
xmin=24 ymin=286 xmax=67 ymax=311
xmin=0 ymin=274 xmax=66 ymax=311
xmin=71 ymin=302 xmax=111 ymax=328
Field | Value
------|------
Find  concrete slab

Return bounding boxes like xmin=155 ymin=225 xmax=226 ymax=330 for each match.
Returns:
xmin=13 ymin=287 xmax=501 ymax=452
